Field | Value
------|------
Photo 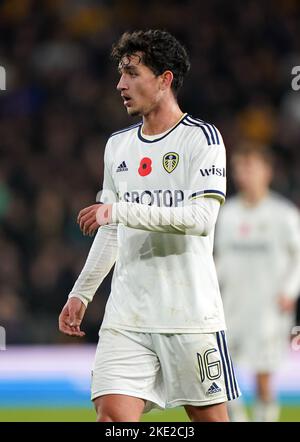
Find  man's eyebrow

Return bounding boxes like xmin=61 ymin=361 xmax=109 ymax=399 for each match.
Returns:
xmin=118 ymin=65 xmax=139 ymax=73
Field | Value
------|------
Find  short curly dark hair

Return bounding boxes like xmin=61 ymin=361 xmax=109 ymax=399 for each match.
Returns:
xmin=111 ymin=29 xmax=190 ymax=95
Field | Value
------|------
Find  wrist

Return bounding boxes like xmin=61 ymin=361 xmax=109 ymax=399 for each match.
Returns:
xmin=68 ymin=293 xmax=89 ymax=308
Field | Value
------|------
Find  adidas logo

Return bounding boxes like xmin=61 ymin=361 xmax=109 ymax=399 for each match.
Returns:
xmin=116 ymin=161 xmax=128 ymax=172
xmin=206 ymin=382 xmax=222 ymax=395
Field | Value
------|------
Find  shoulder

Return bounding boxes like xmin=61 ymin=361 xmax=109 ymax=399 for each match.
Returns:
xmin=104 ymin=121 xmax=142 ymax=160
xmin=108 ymin=121 xmax=142 ymax=140
xmin=181 ymin=114 xmax=223 ymax=147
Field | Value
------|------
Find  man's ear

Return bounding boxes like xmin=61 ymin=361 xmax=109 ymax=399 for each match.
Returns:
xmin=160 ymin=70 xmax=173 ymax=91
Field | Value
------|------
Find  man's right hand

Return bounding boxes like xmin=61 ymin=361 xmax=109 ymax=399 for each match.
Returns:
xmin=58 ymin=297 xmax=86 ymax=337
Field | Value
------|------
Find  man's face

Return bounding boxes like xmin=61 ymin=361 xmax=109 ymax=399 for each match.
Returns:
xmin=117 ymin=53 xmax=164 ymax=117
xmin=232 ymin=152 xmax=272 ymax=194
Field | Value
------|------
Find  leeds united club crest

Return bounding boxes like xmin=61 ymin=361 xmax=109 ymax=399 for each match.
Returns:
xmin=163 ymin=152 xmax=179 ymax=173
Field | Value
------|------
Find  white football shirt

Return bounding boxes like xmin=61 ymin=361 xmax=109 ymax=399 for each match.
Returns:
xmin=98 ymin=113 xmax=227 ymax=333
xmin=215 ymin=192 xmax=300 ymax=343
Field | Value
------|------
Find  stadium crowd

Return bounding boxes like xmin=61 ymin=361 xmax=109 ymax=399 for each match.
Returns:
xmin=1 ymin=0 xmax=300 ymax=343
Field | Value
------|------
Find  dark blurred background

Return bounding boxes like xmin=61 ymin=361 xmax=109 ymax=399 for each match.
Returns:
xmin=0 ymin=0 xmax=300 ymax=344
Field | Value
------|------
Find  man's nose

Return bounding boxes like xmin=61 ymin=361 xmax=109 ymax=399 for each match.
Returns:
xmin=117 ymin=74 xmax=128 ymax=91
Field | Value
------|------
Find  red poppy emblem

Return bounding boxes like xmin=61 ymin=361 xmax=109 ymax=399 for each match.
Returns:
xmin=138 ymin=157 xmax=152 ymax=176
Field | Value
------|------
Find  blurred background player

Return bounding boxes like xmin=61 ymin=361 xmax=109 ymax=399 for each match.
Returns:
xmin=215 ymin=143 xmax=300 ymax=421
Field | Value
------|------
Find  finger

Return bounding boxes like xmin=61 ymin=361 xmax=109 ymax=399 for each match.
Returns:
xmin=87 ymin=221 xmax=100 ymax=235
xmin=63 ymin=328 xmax=85 ymax=337
xmin=59 ymin=306 xmax=86 ymax=337
xmin=58 ymin=312 xmax=69 ymax=330
xmin=69 ymin=323 xmax=85 ymax=337
xmin=77 ymin=206 xmax=94 ymax=222
xmin=79 ymin=212 xmax=94 ymax=230
xmin=69 ymin=324 xmax=85 ymax=337
xmin=82 ymin=218 xmax=95 ymax=235
xmin=68 ymin=309 xmax=80 ymax=327
xmin=78 ymin=211 xmax=91 ymax=227
xmin=80 ymin=212 xmax=96 ymax=232
xmin=77 ymin=204 xmax=99 ymax=223
xmin=59 ymin=316 xmax=72 ymax=332
xmin=59 ymin=321 xmax=85 ymax=337
xmin=59 ymin=321 xmax=74 ymax=335
xmin=73 ymin=325 xmax=85 ymax=337
xmin=82 ymin=217 xmax=98 ymax=235
xmin=68 ymin=313 xmax=84 ymax=331
xmin=78 ymin=210 xmax=88 ymax=224
xmin=79 ymin=209 xmax=94 ymax=224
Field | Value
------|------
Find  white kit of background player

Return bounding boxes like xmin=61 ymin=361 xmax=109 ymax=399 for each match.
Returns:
xmin=215 ymin=190 xmax=300 ymax=420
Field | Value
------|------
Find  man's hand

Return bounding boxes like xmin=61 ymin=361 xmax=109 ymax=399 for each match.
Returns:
xmin=277 ymin=294 xmax=295 ymax=313
xmin=58 ymin=297 xmax=87 ymax=337
xmin=77 ymin=204 xmax=113 ymax=236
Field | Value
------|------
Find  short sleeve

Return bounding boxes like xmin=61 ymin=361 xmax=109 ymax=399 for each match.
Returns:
xmin=99 ymin=139 xmax=118 ymax=204
xmin=187 ymin=125 xmax=226 ymax=205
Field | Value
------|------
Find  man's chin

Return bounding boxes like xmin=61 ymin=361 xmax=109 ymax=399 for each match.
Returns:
xmin=127 ymin=107 xmax=141 ymax=117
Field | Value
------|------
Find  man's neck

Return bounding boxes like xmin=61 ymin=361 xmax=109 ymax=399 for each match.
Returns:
xmin=142 ymin=100 xmax=184 ymax=135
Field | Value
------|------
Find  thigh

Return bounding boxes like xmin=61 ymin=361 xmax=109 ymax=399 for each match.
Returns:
xmin=153 ymin=331 xmax=241 ymax=409
xmin=92 ymin=328 xmax=165 ymax=410
xmin=94 ymin=394 xmax=146 ymax=422
xmin=185 ymin=401 xmax=229 ymax=422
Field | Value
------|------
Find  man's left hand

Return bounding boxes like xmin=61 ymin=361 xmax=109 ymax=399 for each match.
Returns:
xmin=77 ymin=203 xmax=113 ymax=236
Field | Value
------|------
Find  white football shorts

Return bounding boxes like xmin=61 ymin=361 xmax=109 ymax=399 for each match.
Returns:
xmin=91 ymin=328 xmax=241 ymax=412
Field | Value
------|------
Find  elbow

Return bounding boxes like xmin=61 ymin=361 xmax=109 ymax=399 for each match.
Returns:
xmin=186 ymin=219 xmax=215 ymax=237
xmin=199 ymin=223 xmax=213 ymax=237
xmin=196 ymin=214 xmax=217 ymax=236
xmin=203 ymin=218 xmax=216 ymax=236
xmin=201 ymin=230 xmax=209 ymax=237
xmin=185 ymin=201 xmax=219 ymax=237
